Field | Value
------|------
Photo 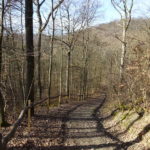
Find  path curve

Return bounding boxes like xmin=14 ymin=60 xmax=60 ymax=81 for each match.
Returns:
xmin=8 ymin=95 xmax=138 ymax=150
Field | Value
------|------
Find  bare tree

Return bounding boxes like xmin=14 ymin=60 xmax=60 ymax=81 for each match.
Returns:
xmin=48 ymin=0 xmax=57 ymax=106
xmin=58 ymin=8 xmax=64 ymax=104
xmin=25 ymin=0 xmax=34 ymax=115
xmin=111 ymin=0 xmax=134 ymax=82
xmin=0 ymin=0 xmax=10 ymax=127
xmin=0 ymin=0 xmax=5 ymax=127
xmin=79 ymin=0 xmax=99 ymax=99
xmin=34 ymin=0 xmax=64 ymax=99
xmin=59 ymin=0 xmax=85 ymax=98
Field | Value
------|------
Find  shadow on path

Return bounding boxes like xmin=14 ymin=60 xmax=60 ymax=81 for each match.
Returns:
xmin=8 ymin=95 xmax=150 ymax=150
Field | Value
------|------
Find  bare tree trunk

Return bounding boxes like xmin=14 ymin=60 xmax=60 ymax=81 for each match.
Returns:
xmin=59 ymin=49 xmax=63 ymax=105
xmin=82 ymin=31 xmax=89 ymax=100
xmin=0 ymin=0 xmax=6 ymax=127
xmin=48 ymin=47 xmax=53 ymax=104
xmin=80 ymin=70 xmax=83 ymax=101
xmin=83 ymin=65 xmax=88 ymax=99
xmin=20 ymin=0 xmax=26 ymax=104
xmin=25 ymin=0 xmax=34 ymax=115
xmin=36 ymin=0 xmax=43 ymax=100
xmin=37 ymin=32 xmax=42 ymax=99
xmin=82 ymin=34 xmax=89 ymax=100
xmin=58 ymin=9 xmax=64 ymax=104
xmin=120 ymin=21 xmax=127 ymax=82
xmin=70 ymin=53 xmax=74 ymax=99
xmin=8 ymin=6 xmax=18 ymax=116
xmin=111 ymin=0 xmax=133 ymax=82
xmin=20 ymin=0 xmax=24 ymax=51
xmin=35 ymin=0 xmax=64 ymax=100
xmin=66 ymin=51 xmax=71 ymax=98
xmin=0 ymin=92 xmax=5 ymax=127
xmin=48 ymin=0 xmax=55 ymax=106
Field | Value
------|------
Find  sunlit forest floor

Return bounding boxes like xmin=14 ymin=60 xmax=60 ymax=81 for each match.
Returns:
xmin=2 ymin=94 xmax=150 ymax=150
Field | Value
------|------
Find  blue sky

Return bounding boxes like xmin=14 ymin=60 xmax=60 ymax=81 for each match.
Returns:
xmin=11 ymin=0 xmax=150 ymax=33
xmin=34 ymin=0 xmax=150 ymax=27
xmin=94 ymin=0 xmax=150 ymax=25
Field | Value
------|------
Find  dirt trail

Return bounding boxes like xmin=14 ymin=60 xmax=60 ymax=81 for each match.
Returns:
xmin=54 ymin=96 xmax=126 ymax=150
xmin=62 ymin=97 xmax=116 ymax=150
xmin=7 ymin=95 xmax=145 ymax=150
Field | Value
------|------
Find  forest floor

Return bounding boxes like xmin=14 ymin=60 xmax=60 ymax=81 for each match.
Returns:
xmin=2 ymin=94 xmax=150 ymax=150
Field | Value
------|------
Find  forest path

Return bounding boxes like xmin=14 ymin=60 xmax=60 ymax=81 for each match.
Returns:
xmin=58 ymin=96 xmax=117 ymax=150
xmin=8 ymin=95 xmax=137 ymax=150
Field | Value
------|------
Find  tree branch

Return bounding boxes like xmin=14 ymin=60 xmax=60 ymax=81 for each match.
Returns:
xmin=41 ymin=0 xmax=64 ymax=31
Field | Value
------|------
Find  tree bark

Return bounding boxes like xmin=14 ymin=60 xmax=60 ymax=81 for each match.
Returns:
xmin=36 ymin=0 xmax=43 ymax=100
xmin=0 ymin=91 xmax=5 ymax=127
xmin=111 ymin=0 xmax=133 ymax=83
xmin=48 ymin=48 xmax=53 ymax=104
xmin=48 ymin=0 xmax=55 ymax=105
xmin=0 ymin=0 xmax=6 ymax=127
xmin=59 ymin=47 xmax=63 ymax=105
xmin=66 ymin=51 xmax=71 ymax=97
xmin=59 ymin=62 xmax=62 ymax=104
xmin=37 ymin=32 xmax=42 ymax=99
xmin=120 ymin=21 xmax=127 ymax=82
xmin=25 ymin=0 xmax=34 ymax=115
